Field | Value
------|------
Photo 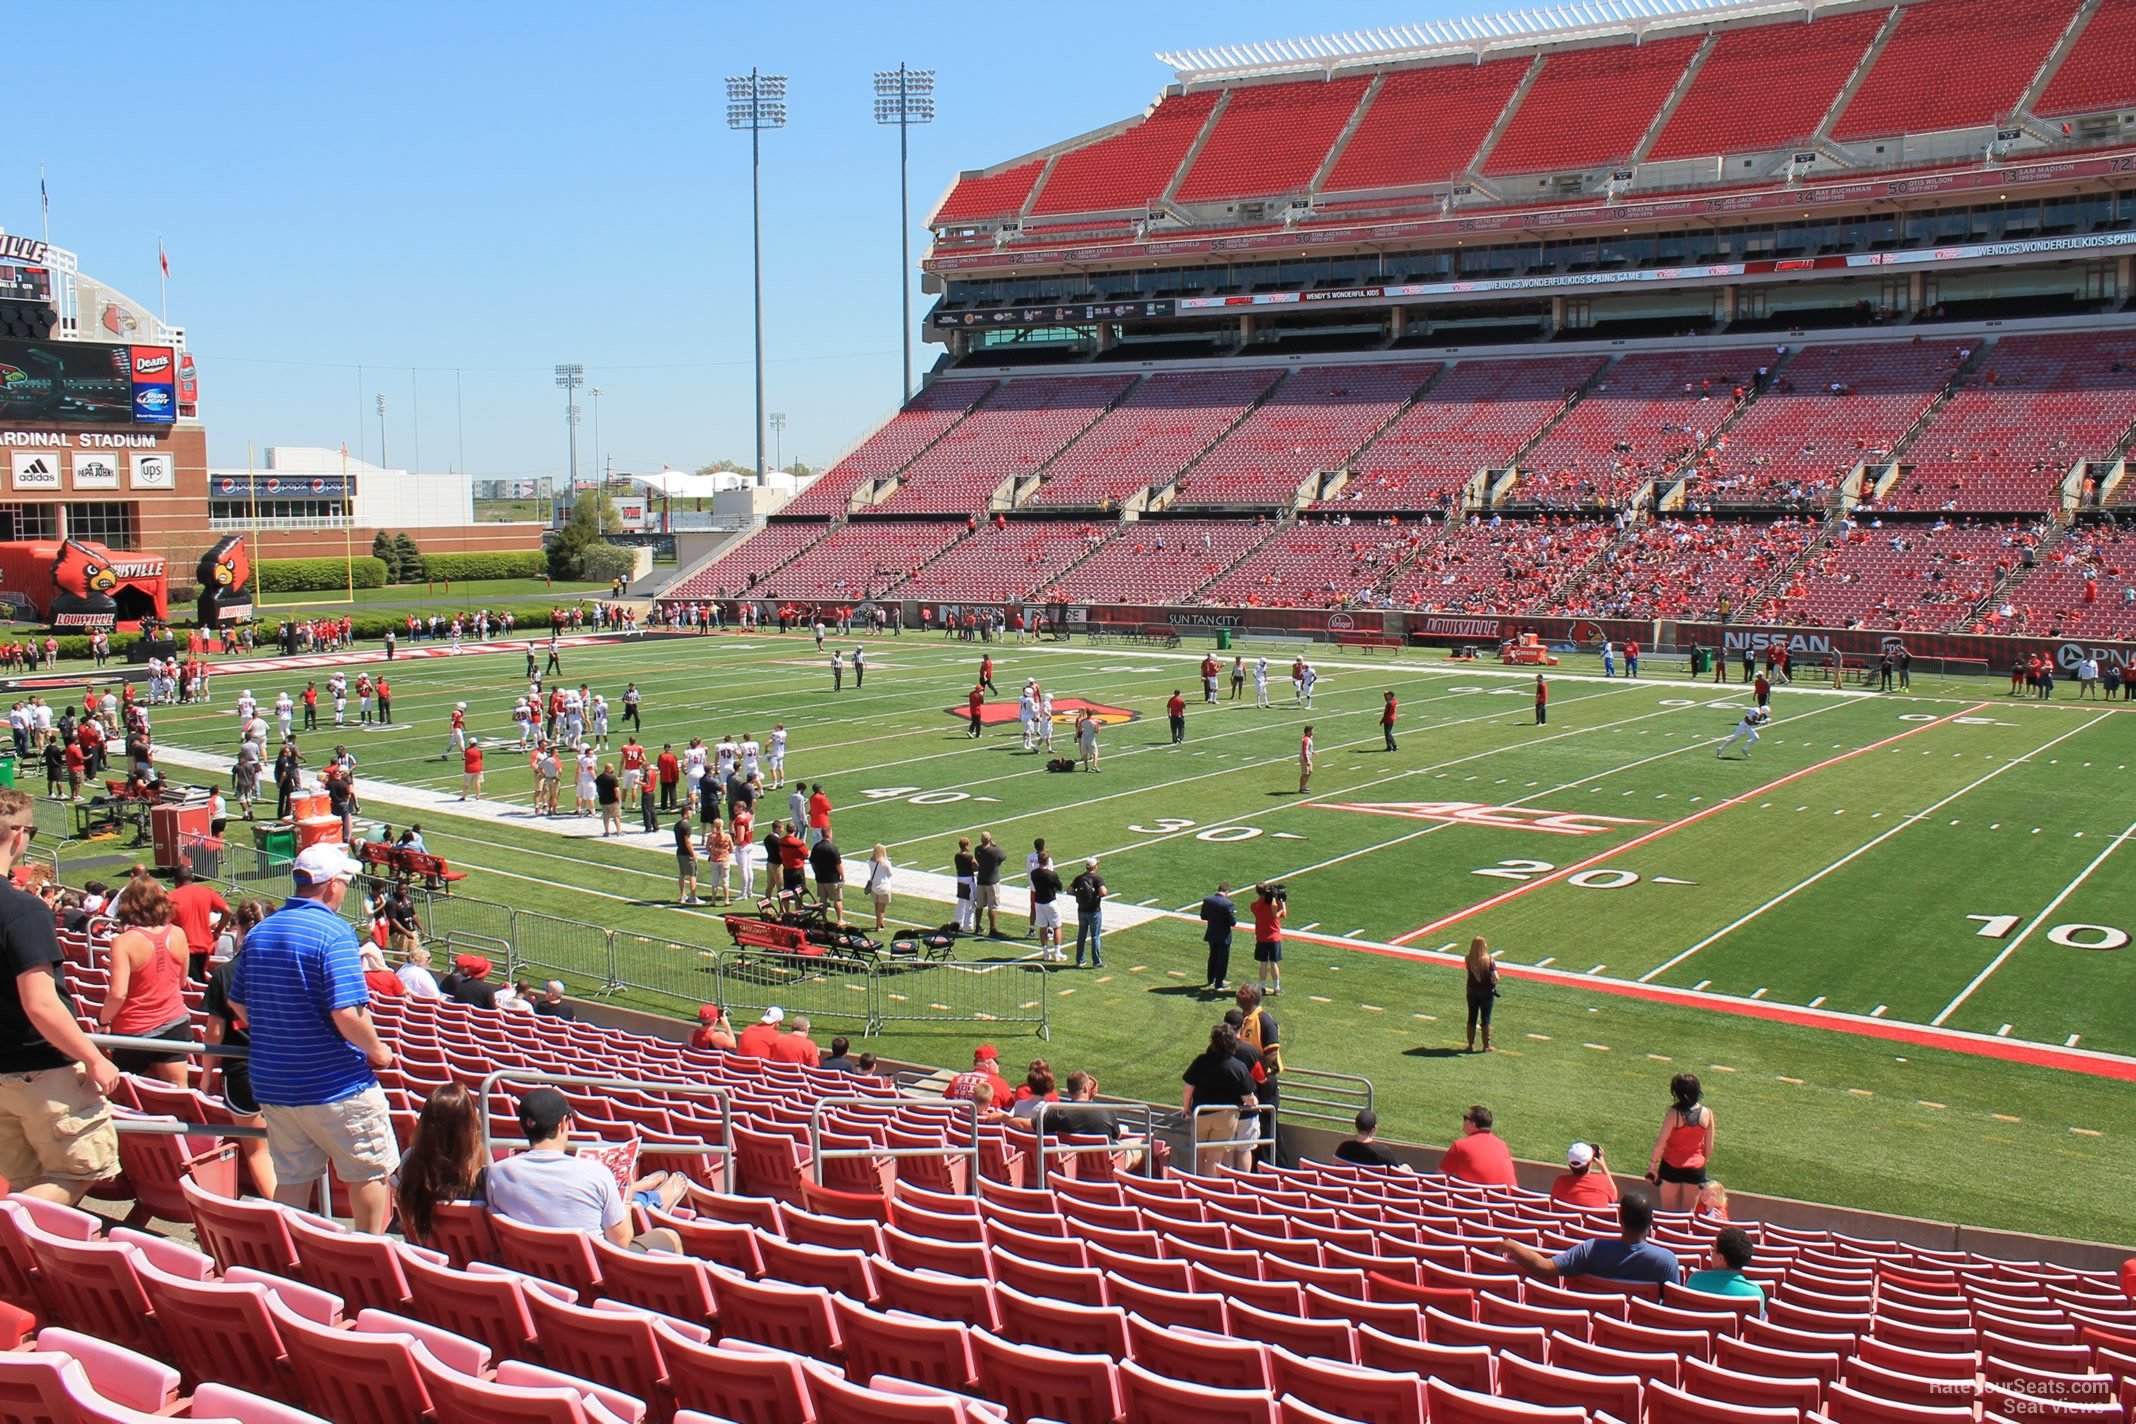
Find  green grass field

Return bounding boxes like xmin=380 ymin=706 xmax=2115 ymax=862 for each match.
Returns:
xmin=68 ymin=631 xmax=2136 ymax=1242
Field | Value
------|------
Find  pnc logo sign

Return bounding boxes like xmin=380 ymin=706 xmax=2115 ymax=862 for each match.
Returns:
xmin=1310 ymin=801 xmax=1658 ymax=836
xmin=949 ymin=697 xmax=1139 ymax=727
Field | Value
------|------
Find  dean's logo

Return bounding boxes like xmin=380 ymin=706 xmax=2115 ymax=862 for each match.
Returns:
xmin=947 ymin=696 xmax=1139 ymax=727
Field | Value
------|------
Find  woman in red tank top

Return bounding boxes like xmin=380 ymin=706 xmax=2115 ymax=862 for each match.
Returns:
xmin=97 ymin=877 xmax=194 ymax=1086
xmin=1645 ymin=1071 xmax=1718 ymax=1213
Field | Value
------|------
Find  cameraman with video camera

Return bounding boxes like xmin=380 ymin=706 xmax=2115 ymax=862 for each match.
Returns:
xmin=1251 ymin=882 xmax=1287 ymax=997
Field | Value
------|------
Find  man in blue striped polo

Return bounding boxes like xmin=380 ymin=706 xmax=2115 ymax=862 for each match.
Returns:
xmin=229 ymin=844 xmax=398 ymax=1232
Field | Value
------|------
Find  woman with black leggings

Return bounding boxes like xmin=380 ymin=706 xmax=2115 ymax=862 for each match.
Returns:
xmin=1464 ymin=936 xmax=1498 ymax=1053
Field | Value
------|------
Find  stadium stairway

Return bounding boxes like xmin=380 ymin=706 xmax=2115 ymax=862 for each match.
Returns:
xmin=1808 ymin=5 xmax=1905 ymax=150
xmin=2010 ymin=0 xmax=2107 ymax=142
xmin=1494 ymin=361 xmax=1616 ymax=506
xmin=651 ymin=519 xmax=837 ymax=605
xmin=1855 ymin=344 xmax=1994 ymax=506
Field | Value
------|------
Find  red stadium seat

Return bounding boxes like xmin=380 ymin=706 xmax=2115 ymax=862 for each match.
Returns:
xmin=970 ymin=1328 xmax=1121 ymax=1424
xmin=1498 ymin=1350 xmax=1644 ymax=1423
xmin=1125 ymin=1312 xmax=1271 ymax=1388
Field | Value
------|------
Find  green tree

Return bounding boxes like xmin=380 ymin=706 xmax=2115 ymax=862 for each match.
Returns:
xmin=370 ymin=530 xmax=401 ymax=582
xmin=393 ymin=532 xmax=424 ymax=581
xmin=694 ymin=460 xmax=755 ymax=478
xmin=547 ymin=489 xmax=622 ymax=578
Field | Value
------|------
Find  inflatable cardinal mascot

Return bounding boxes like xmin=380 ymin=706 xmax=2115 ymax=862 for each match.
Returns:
xmin=195 ymin=534 xmax=254 ymax=626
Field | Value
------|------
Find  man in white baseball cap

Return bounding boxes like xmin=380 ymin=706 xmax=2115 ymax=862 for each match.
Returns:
xmin=1550 ymin=1139 xmax=1618 ymax=1209
xmin=226 ymin=841 xmax=397 ymax=1231
xmin=735 ymin=1006 xmax=784 ymax=1057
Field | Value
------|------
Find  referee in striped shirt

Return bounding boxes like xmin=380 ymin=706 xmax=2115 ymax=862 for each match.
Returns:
xmin=229 ymin=844 xmax=399 ymax=1232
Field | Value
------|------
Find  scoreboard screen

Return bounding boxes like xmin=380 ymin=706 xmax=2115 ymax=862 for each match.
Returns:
xmin=0 ymin=265 xmax=52 ymax=304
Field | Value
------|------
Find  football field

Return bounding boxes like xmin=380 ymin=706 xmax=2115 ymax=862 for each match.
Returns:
xmin=101 ymin=630 xmax=2136 ymax=1242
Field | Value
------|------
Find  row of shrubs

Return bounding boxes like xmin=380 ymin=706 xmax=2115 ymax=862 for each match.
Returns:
xmin=258 ymin=548 xmax=551 ymax=593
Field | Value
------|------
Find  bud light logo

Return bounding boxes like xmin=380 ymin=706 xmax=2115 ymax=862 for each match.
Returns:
xmin=132 ymin=384 xmax=175 ymax=423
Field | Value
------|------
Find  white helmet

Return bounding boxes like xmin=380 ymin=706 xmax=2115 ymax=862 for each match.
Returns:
xmin=243 ymin=689 xmax=253 ymax=698
xmin=456 ymin=702 xmax=467 ymax=711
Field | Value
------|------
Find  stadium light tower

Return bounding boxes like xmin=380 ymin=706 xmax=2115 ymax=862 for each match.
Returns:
xmin=728 ymin=68 xmax=787 ymax=488
xmin=874 ymin=64 xmax=935 ymax=403
xmin=769 ymin=411 xmax=786 ymax=474
xmin=555 ymin=363 xmax=584 ymax=515
xmin=375 ymin=394 xmax=387 ymax=469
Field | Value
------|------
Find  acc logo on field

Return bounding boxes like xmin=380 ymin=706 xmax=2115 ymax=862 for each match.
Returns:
xmin=948 ymin=697 xmax=1139 ymax=727
xmin=1311 ymin=801 xmax=1657 ymax=836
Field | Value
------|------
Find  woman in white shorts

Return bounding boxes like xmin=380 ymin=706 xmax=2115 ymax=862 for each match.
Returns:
xmin=865 ymin=844 xmax=894 ymax=931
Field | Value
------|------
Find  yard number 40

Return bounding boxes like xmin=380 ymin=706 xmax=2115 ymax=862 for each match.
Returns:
xmin=1965 ymin=915 xmax=2129 ymax=951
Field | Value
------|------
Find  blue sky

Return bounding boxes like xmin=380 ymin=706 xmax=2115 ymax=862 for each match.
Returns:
xmin=15 ymin=1 xmax=1456 ymax=480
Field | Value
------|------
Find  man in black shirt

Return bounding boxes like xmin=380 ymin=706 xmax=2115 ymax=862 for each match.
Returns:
xmin=673 ymin=817 xmax=701 ymax=905
xmin=1199 ymin=882 xmax=1236 ymax=991
xmin=1029 ymin=854 xmax=1064 ymax=962
xmin=0 ymin=789 xmax=120 ymax=1203
xmin=972 ymin=832 xmax=1008 ymax=938
xmin=820 ymin=1035 xmax=860 ymax=1073
xmin=1334 ymin=1109 xmax=1410 ymax=1170
xmin=1069 ymin=858 xmax=1107 ymax=969
xmin=533 ymin=981 xmax=578 ymax=1020
xmin=444 ymin=954 xmax=501 ymax=1009
xmin=952 ymin=839 xmax=979 ymax=935
xmin=808 ymin=836 xmax=846 ymax=926
xmin=1182 ymin=1024 xmax=1258 ymax=1173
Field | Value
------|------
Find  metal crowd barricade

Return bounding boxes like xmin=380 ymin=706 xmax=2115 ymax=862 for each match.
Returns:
xmin=1273 ymin=1065 xmax=1375 ymax=1129
xmin=475 ymin=1069 xmax=733 ymax=1171
xmin=1030 ymin=1099 xmax=1164 ymax=1181
xmin=807 ymin=1095 xmax=980 ymax=1191
xmin=1186 ymin=1102 xmax=1275 ymax=1176
xmin=871 ymin=958 xmax=1049 ymax=1039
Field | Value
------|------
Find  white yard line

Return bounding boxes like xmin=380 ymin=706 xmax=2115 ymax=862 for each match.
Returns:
xmin=1930 ymin=813 xmax=2136 ymax=1026
xmin=1638 ymin=712 xmax=2114 ymax=984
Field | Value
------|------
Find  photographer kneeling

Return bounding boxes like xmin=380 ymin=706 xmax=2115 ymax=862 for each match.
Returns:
xmin=1250 ymin=882 xmax=1287 ymax=997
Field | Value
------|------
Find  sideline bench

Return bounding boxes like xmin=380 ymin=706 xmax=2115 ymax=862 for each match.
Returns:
xmin=724 ymin=915 xmax=817 ymax=956
xmin=359 ymin=841 xmax=469 ymax=893
xmin=1335 ymin=633 xmax=1403 ymax=653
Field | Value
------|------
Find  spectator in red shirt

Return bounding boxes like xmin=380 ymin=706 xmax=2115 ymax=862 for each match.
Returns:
xmin=944 ymin=1044 xmax=1013 ymax=1107
xmin=166 ymin=865 xmax=230 ymax=982
xmin=776 ymin=826 xmax=810 ymax=896
xmin=1439 ymin=1103 xmax=1519 ymax=1186
xmin=459 ymin=739 xmax=484 ymax=801
xmin=1166 ymin=691 xmax=1186 ymax=744
xmin=689 ymin=1004 xmax=734 ymax=1051
xmin=735 ymin=1006 xmax=785 ymax=1058
xmin=966 ymin=686 xmax=985 ymax=739
xmin=805 ymin=785 xmax=832 ymax=846
xmin=768 ymin=1015 xmax=820 ymax=1066
xmin=1550 ymin=1141 xmax=1619 ymax=1209
xmin=656 ymin=744 xmax=681 ymax=811
xmin=1381 ymin=691 xmax=1399 ymax=752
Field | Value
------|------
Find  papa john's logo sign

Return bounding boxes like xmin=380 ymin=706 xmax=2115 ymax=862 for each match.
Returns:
xmin=1311 ymin=801 xmax=1657 ymax=836
xmin=947 ymin=696 xmax=1139 ymax=727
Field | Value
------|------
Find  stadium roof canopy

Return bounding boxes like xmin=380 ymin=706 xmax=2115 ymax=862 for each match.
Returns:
xmin=1157 ymin=0 xmax=1822 ymax=82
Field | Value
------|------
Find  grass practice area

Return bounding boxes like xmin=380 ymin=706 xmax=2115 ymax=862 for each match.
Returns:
xmin=104 ymin=630 xmax=2136 ymax=1243
xmin=252 ymin=576 xmax=612 ymax=613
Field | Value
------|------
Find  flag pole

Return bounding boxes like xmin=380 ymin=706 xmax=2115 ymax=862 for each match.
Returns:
xmin=39 ymin=165 xmax=50 ymax=247
xmin=157 ymin=236 xmax=167 ymax=327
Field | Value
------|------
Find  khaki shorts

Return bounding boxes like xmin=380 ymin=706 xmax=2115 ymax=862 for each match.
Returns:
xmin=261 ymin=1086 xmax=399 ymax=1187
xmin=0 ymin=1064 xmax=120 ymax=1187
xmin=973 ymin=883 xmax=1000 ymax=911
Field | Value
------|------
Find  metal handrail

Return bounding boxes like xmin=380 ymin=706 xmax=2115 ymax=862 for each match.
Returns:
xmin=1188 ymin=1102 xmax=1274 ymax=1175
xmin=111 ymin=1115 xmax=268 ymax=1141
xmin=1274 ymin=1064 xmax=1375 ymax=1129
xmin=88 ymin=1032 xmax=246 ymax=1059
xmin=807 ymin=1094 xmax=980 ymax=1192
xmin=476 ymin=1069 xmax=732 ymax=1166
xmin=1029 ymin=1099 xmax=1164 ymax=1181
